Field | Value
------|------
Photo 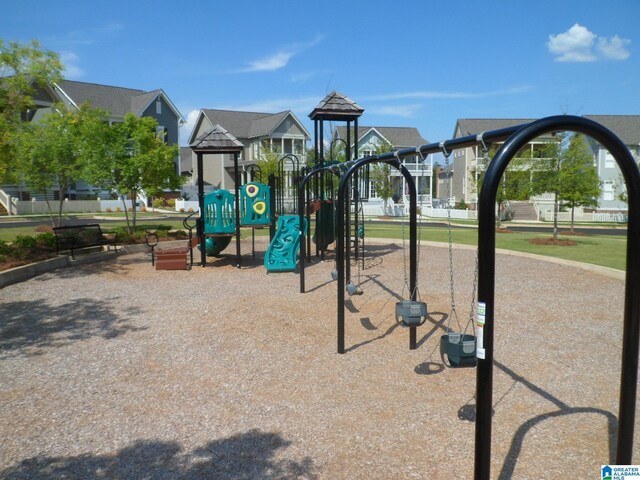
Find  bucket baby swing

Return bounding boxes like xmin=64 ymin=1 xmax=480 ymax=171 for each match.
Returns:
xmin=393 ymin=150 xmax=428 ymax=328
xmin=439 ymin=142 xmax=480 ymax=368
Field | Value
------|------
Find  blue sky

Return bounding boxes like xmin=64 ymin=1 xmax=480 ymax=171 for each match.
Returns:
xmin=1 ymin=0 xmax=638 ymax=148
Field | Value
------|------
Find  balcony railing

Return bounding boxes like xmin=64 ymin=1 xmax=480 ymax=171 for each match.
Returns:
xmin=390 ymin=162 xmax=432 ymax=176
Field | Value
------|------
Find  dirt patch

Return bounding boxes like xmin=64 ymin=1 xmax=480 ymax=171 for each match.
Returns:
xmin=528 ymin=237 xmax=578 ymax=246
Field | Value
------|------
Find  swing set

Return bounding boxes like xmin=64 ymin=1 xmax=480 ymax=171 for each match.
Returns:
xmin=330 ymin=115 xmax=640 ymax=480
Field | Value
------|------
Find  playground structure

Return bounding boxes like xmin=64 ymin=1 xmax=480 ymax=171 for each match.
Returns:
xmin=188 ymin=124 xmax=306 ymax=271
xmin=327 ymin=114 xmax=640 ymax=479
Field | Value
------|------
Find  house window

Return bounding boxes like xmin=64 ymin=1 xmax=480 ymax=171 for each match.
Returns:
xmin=604 ymin=151 xmax=615 ymax=168
xmin=156 ymin=101 xmax=162 ymax=114
xmin=156 ymin=126 xmax=166 ymax=142
xmin=603 ymin=181 xmax=614 ymax=201
xmin=369 ymin=182 xmax=377 ymax=198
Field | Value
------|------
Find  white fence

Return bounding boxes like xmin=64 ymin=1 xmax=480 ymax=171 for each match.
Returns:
xmin=175 ymin=200 xmax=200 ymax=213
xmin=6 ymin=198 xmax=141 ymax=215
xmin=542 ymin=211 xmax=627 ymax=223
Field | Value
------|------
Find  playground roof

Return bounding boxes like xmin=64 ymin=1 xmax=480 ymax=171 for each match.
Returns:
xmin=189 ymin=124 xmax=244 ymax=153
xmin=309 ymin=91 xmax=364 ymax=121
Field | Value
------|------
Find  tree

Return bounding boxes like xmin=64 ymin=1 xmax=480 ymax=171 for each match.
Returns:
xmin=368 ymin=140 xmax=395 ymax=215
xmin=85 ymin=113 xmax=181 ymax=233
xmin=12 ymin=103 xmax=110 ymax=226
xmin=529 ymin=137 xmax=564 ymax=239
xmin=531 ymin=133 xmax=600 ymax=237
xmin=558 ymin=134 xmax=601 ymax=231
xmin=0 ymin=39 xmax=63 ymax=180
xmin=255 ymin=142 xmax=280 ymax=183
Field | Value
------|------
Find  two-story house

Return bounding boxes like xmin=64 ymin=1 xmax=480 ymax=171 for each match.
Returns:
xmin=583 ymin=115 xmax=640 ymax=212
xmin=333 ymin=125 xmax=431 ymax=213
xmin=184 ymin=109 xmax=310 ymax=196
xmin=1 ymin=79 xmax=184 ymax=206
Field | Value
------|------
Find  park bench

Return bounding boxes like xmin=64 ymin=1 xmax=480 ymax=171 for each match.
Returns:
xmin=52 ymin=223 xmax=118 ymax=259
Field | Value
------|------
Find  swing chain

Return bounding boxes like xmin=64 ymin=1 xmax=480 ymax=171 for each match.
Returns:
xmin=444 ymin=149 xmax=456 ymax=313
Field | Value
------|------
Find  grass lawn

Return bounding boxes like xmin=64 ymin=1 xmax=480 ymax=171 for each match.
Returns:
xmin=0 ymin=217 xmax=628 ymax=271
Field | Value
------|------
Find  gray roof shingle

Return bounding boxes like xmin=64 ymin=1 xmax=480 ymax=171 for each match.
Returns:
xmin=309 ymin=91 xmax=364 ymax=120
xmin=189 ymin=124 xmax=244 ymax=152
xmin=583 ymin=115 xmax=640 ymax=145
xmin=200 ymin=109 xmax=308 ymax=140
xmin=335 ymin=126 xmax=428 ymax=148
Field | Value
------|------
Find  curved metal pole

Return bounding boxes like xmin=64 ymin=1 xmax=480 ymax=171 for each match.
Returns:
xmin=298 ymin=163 xmax=341 ymax=293
xmin=336 ymin=155 xmax=418 ymax=354
xmin=475 ymin=115 xmax=640 ymax=479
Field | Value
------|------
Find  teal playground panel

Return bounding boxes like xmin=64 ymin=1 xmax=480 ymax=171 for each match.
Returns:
xmin=240 ymin=182 xmax=270 ymax=226
xmin=203 ymin=190 xmax=235 ymax=234
xmin=204 ymin=183 xmax=271 ymax=235
xmin=264 ymin=215 xmax=308 ymax=273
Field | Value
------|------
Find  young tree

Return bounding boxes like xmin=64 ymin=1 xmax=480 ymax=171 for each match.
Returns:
xmin=530 ymin=137 xmax=564 ymax=239
xmin=86 ymin=113 xmax=181 ymax=233
xmin=368 ymin=141 xmax=396 ymax=215
xmin=0 ymin=39 xmax=63 ymax=180
xmin=12 ymin=103 xmax=109 ymax=226
xmin=559 ymin=134 xmax=601 ymax=231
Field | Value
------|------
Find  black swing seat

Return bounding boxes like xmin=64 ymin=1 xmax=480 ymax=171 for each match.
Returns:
xmin=395 ymin=300 xmax=428 ymax=327
xmin=440 ymin=333 xmax=477 ymax=368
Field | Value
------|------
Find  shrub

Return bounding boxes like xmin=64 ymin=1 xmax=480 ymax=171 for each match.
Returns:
xmin=180 ymin=208 xmax=185 ymax=213
xmin=14 ymin=235 xmax=37 ymax=249
xmin=167 ymin=198 xmax=176 ymax=208
xmin=115 ymin=207 xmax=122 ymax=212
xmin=188 ymin=208 xmax=194 ymax=213
xmin=0 ymin=240 xmax=12 ymax=256
xmin=153 ymin=198 xmax=164 ymax=209
xmin=106 ymin=208 xmax=112 ymax=213
xmin=35 ymin=232 xmax=56 ymax=250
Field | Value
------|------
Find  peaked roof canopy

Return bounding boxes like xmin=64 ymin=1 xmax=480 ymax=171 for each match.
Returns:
xmin=189 ymin=124 xmax=244 ymax=153
xmin=309 ymin=91 xmax=364 ymax=121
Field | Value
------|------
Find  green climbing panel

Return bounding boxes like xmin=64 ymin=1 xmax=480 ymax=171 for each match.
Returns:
xmin=312 ymin=200 xmax=335 ymax=250
xmin=264 ymin=215 xmax=308 ymax=273
xmin=203 ymin=190 xmax=235 ymax=234
xmin=240 ymin=182 xmax=270 ymax=226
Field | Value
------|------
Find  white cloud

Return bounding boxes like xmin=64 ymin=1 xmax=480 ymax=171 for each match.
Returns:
xmin=236 ymin=34 xmax=324 ymax=73
xmin=60 ymin=51 xmax=84 ymax=79
xmin=179 ymin=109 xmax=201 ymax=145
xmin=362 ymin=86 xmax=531 ymax=102
xmin=367 ymin=104 xmax=423 ymax=118
xmin=597 ymin=35 xmax=631 ymax=60
xmin=246 ymin=51 xmax=295 ymax=72
xmin=548 ymin=24 xmax=630 ymax=62
xmin=221 ymin=96 xmax=319 ymax=114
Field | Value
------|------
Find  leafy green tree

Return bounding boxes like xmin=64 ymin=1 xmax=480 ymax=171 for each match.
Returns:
xmin=368 ymin=141 xmax=395 ymax=214
xmin=558 ymin=134 xmax=601 ymax=231
xmin=0 ymin=39 xmax=63 ymax=180
xmin=85 ymin=113 xmax=181 ymax=233
xmin=12 ymin=103 xmax=109 ymax=226
xmin=255 ymin=142 xmax=280 ymax=183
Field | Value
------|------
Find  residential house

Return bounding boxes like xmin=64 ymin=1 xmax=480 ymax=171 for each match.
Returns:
xmin=449 ymin=116 xmax=640 ymax=219
xmin=1 ymin=79 xmax=184 ymax=206
xmin=449 ymin=118 xmax=557 ymax=219
xmin=333 ymin=125 xmax=432 ymax=212
xmin=583 ymin=115 xmax=640 ymax=212
xmin=184 ymin=109 xmax=310 ymax=196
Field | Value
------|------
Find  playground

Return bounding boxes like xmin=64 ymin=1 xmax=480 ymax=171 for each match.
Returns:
xmin=0 ymin=235 xmax=633 ymax=479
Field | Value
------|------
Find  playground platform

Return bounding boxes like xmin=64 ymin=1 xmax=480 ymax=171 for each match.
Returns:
xmin=0 ymin=236 xmax=634 ymax=479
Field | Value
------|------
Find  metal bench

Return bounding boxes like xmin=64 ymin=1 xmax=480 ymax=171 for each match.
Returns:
xmin=52 ymin=224 xmax=118 ymax=259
